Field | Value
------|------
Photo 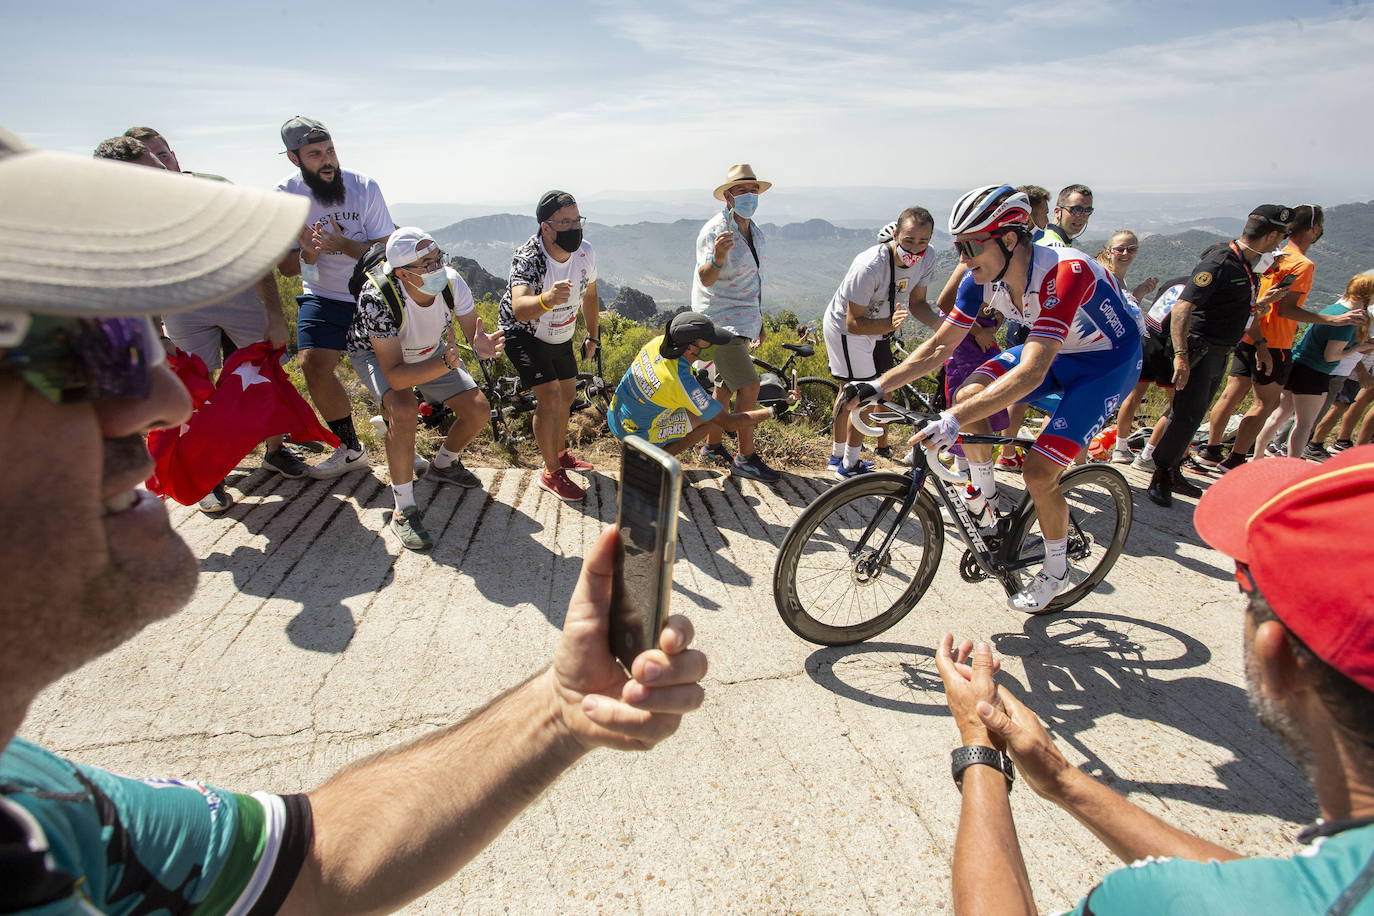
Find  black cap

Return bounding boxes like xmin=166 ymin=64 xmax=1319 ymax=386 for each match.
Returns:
xmin=661 ymin=313 xmax=734 ymax=358
xmin=281 ymin=116 xmax=330 ymax=152
xmin=1250 ymin=204 xmax=1295 ymax=228
xmin=536 ymin=189 xmax=577 ymax=222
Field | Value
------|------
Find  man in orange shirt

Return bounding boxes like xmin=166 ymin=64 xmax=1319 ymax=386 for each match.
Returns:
xmin=1197 ymin=205 xmax=1354 ymax=470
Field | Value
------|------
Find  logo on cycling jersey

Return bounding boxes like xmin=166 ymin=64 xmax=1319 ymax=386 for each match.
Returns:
xmin=1070 ymin=262 xmax=1082 ymax=273
xmin=1052 ymin=417 xmax=1068 ymax=430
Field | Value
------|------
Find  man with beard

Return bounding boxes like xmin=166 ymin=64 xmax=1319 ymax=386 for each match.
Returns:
xmin=1 ymin=127 xmax=707 ymax=914
xmin=933 ymin=446 xmax=1374 ymax=914
xmin=276 ymin=115 xmax=395 ymax=479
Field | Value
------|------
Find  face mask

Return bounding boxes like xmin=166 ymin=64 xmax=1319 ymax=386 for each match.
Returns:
xmin=1253 ymin=249 xmax=1279 ymax=275
xmin=300 ymin=260 xmax=320 ymax=284
xmin=418 ymin=267 xmax=449 ymax=295
xmin=896 ymin=245 xmax=925 ymax=268
xmin=730 ymin=193 xmax=759 ymax=220
xmin=554 ymin=228 xmax=583 ymax=252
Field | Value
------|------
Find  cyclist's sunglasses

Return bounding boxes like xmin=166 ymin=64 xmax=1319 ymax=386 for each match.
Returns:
xmin=952 ymin=234 xmax=998 ymax=259
xmin=0 ymin=313 xmax=163 ymax=404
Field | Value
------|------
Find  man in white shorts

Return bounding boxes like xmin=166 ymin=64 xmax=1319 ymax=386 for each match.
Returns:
xmin=823 ymin=207 xmax=940 ymax=478
xmin=348 ymin=228 xmax=504 ymax=550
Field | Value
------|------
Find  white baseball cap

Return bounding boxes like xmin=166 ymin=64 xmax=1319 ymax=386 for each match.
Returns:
xmin=0 ymin=126 xmax=308 ymax=317
xmin=385 ymin=227 xmax=438 ymax=269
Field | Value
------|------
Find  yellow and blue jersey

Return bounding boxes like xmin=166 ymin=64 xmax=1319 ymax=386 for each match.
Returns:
xmin=608 ymin=335 xmax=723 ymax=445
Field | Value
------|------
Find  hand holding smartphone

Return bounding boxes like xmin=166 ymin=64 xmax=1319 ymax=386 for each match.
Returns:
xmin=609 ymin=436 xmax=682 ymax=673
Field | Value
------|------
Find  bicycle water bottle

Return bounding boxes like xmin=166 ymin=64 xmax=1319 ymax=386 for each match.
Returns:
xmin=961 ymin=483 xmax=996 ymax=532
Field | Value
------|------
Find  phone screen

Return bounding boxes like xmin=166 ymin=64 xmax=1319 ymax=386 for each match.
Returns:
xmin=1278 ymin=274 xmax=1298 ymax=288
xmin=609 ymin=438 xmax=681 ymax=672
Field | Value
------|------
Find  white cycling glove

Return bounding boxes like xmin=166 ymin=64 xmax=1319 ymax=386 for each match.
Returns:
xmin=918 ymin=411 xmax=961 ymax=451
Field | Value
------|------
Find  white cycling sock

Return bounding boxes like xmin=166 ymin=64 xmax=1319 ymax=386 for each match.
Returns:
xmin=1044 ymin=537 xmax=1068 ymax=578
xmin=393 ymin=481 xmax=416 ymax=511
xmin=844 ymin=444 xmax=862 ymax=466
xmin=970 ymin=461 xmax=996 ymax=501
xmin=956 ymin=455 xmax=970 ymax=473
xmin=432 ymin=445 xmax=457 ymax=469
xmin=1140 ymin=443 xmax=1156 ymax=460
xmin=831 ymin=441 xmax=846 ymax=459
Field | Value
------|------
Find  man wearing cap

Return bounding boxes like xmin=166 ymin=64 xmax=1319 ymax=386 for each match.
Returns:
xmin=932 ymin=445 xmax=1374 ymax=914
xmin=0 ymin=127 xmax=706 ymax=914
xmin=348 ymin=227 xmax=504 ymax=550
xmin=691 ymin=164 xmax=783 ymax=483
xmin=275 ymin=115 xmax=395 ymax=480
xmin=102 ymin=127 xmax=312 ymax=510
xmin=497 ymin=190 xmax=600 ymax=502
xmin=1145 ymin=206 xmax=1295 ymax=507
xmin=608 ymin=312 xmax=794 ymax=455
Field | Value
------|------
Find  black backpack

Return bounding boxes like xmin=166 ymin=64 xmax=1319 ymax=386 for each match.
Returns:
xmin=347 ymin=240 xmax=455 ymax=329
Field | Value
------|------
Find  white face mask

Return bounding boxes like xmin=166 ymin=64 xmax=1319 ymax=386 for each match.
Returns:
xmin=1253 ymin=249 xmax=1279 ymax=275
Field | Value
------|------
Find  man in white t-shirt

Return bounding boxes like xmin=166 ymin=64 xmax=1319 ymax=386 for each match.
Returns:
xmin=348 ymin=228 xmax=504 ymax=550
xmin=274 ymin=116 xmax=395 ymax=480
xmin=497 ymin=190 xmax=600 ymax=502
xmin=823 ymin=207 xmax=940 ymax=478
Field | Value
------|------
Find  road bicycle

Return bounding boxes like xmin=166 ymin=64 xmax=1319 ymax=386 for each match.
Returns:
xmin=772 ymin=399 xmax=1134 ymax=646
xmin=695 ymin=342 xmax=839 ymax=426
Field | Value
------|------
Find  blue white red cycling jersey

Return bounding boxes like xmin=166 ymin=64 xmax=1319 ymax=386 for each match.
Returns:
xmin=945 ymin=246 xmax=1139 ymax=355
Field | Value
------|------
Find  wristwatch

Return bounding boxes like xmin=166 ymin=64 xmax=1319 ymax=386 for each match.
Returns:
xmin=951 ymin=745 xmax=1014 ymax=792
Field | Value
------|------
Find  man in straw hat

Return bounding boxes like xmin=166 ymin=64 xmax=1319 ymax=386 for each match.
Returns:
xmin=931 ymin=445 xmax=1374 ymax=913
xmin=0 ymin=126 xmax=706 ymax=914
xmin=690 ymin=163 xmax=784 ymax=482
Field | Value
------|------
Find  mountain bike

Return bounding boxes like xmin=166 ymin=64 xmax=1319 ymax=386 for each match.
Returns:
xmin=472 ymin=345 xmax=610 ymax=449
xmin=772 ymin=399 xmax=1134 ymax=646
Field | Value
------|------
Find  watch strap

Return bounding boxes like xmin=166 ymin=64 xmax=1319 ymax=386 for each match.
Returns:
xmin=950 ymin=745 xmax=1014 ymax=792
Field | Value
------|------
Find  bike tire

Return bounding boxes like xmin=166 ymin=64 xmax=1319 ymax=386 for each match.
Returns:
xmin=1004 ymin=465 xmax=1133 ymax=612
xmin=792 ymin=376 xmax=840 ymax=427
xmin=773 ymin=471 xmax=944 ymax=646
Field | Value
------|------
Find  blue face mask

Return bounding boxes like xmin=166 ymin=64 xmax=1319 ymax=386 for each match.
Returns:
xmin=418 ymin=268 xmax=448 ymax=296
xmin=730 ymin=192 xmax=759 ymax=220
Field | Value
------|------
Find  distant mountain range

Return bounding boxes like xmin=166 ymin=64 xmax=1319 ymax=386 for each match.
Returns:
xmin=432 ymin=201 xmax=1373 ymax=320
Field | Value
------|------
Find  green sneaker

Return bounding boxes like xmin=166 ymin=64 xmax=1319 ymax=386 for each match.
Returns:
xmin=385 ymin=505 xmax=433 ymax=550
xmin=427 ymin=457 xmax=480 ymax=488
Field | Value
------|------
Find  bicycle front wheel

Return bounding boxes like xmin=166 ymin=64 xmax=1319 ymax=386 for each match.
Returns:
xmin=773 ymin=472 xmax=944 ymax=646
xmin=1005 ymin=465 xmax=1133 ymax=612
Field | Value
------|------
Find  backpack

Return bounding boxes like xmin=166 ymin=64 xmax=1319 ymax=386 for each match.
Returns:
xmin=347 ymin=240 xmax=455 ymax=329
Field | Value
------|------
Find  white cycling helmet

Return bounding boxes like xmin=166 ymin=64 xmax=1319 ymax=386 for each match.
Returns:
xmin=876 ymin=221 xmax=897 ymax=242
xmin=948 ymin=185 xmax=1031 ymax=236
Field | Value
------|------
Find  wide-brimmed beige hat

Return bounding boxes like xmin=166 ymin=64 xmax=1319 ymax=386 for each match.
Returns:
xmin=0 ymin=126 xmax=308 ymax=317
xmin=713 ymin=163 xmax=772 ymax=201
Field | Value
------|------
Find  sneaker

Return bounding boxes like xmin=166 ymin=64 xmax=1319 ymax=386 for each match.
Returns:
xmin=198 ymin=482 xmax=233 ymax=514
xmin=1131 ymin=454 xmax=1156 ymax=472
xmin=1303 ymin=443 xmax=1332 ymax=462
xmin=996 ymin=451 xmax=1024 ymax=472
xmin=1110 ymin=447 xmax=1135 ymax=464
xmin=559 ymin=451 xmax=594 ymax=471
xmin=539 ymin=468 xmax=586 ymax=501
xmin=874 ymin=446 xmax=894 ymax=460
xmin=262 ymin=446 xmax=310 ymax=479
xmin=1332 ymin=439 xmax=1355 ymax=452
xmin=1008 ymin=568 xmax=1071 ymax=613
xmin=898 ymin=447 xmax=917 ymax=466
xmin=414 ymin=452 xmax=429 ymax=476
xmin=1181 ymin=455 xmax=1215 ymax=477
xmin=308 ymin=446 xmax=368 ymax=479
xmin=283 ymin=434 xmax=327 ymax=454
xmin=731 ymin=452 xmax=782 ymax=483
xmin=428 ymin=457 xmax=481 ymax=488
xmin=1219 ymin=452 xmax=1249 ymax=471
xmin=699 ymin=443 xmax=732 ymax=465
xmin=1193 ymin=444 xmax=1226 ymax=469
xmin=385 ymin=505 xmax=433 ymax=550
xmin=1265 ymin=443 xmax=1286 ymax=458
xmin=833 ymin=459 xmax=874 ymax=480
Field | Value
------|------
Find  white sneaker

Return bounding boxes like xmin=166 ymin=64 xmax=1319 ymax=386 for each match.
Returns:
xmin=414 ymin=452 xmax=429 ymax=475
xmin=898 ymin=447 xmax=916 ymax=466
xmin=198 ymin=483 xmax=233 ymax=513
xmin=1131 ymin=454 xmax=1156 ymax=472
xmin=1110 ymin=447 xmax=1135 ymax=464
xmin=308 ymin=446 xmax=368 ymax=479
xmin=1008 ymin=568 xmax=1071 ymax=613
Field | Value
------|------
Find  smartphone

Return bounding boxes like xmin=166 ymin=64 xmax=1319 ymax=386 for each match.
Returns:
xmin=1277 ymin=274 xmax=1298 ymax=289
xmin=609 ymin=436 xmax=682 ymax=673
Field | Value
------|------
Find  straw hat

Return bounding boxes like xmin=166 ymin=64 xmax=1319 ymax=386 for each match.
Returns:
xmin=713 ymin=163 xmax=772 ymax=201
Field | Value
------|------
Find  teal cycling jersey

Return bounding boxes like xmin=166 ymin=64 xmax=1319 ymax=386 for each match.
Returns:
xmin=1056 ymin=819 xmax=1374 ymax=915
xmin=1 ymin=737 xmax=311 ymax=915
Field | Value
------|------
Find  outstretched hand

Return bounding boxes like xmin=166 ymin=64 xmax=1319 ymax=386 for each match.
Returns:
xmin=550 ymin=527 xmax=708 ymax=752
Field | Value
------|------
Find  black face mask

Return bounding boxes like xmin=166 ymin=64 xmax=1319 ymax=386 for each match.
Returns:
xmin=554 ymin=228 xmax=583 ymax=252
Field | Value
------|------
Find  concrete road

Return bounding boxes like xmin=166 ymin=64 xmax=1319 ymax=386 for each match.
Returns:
xmin=22 ymin=460 xmax=1310 ymax=914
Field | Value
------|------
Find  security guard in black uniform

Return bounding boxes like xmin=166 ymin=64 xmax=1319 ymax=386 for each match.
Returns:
xmin=1147 ymin=205 xmax=1294 ymax=507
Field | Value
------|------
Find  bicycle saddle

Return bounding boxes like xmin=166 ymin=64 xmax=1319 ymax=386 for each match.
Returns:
xmin=782 ymin=343 xmax=815 ymax=357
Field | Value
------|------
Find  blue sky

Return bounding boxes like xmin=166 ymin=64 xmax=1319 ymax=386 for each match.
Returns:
xmin=6 ymin=0 xmax=1370 ymax=206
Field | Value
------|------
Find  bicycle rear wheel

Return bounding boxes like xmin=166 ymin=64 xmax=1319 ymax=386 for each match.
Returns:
xmin=773 ymin=472 xmax=944 ymax=645
xmin=791 ymin=376 xmax=840 ymax=428
xmin=1005 ymin=465 xmax=1132 ymax=612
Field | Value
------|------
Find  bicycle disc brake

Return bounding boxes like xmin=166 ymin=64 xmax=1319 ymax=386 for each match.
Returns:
xmin=850 ymin=547 xmax=888 ymax=585
xmin=959 ymin=549 xmax=990 ymax=583
xmin=1067 ymin=530 xmax=1095 ymax=561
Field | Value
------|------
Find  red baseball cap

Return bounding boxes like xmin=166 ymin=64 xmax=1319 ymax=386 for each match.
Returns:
xmin=1195 ymin=445 xmax=1374 ymax=691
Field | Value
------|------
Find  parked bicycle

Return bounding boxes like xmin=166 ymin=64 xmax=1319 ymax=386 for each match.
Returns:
xmin=695 ymin=342 xmax=840 ymax=426
xmin=772 ymin=399 xmax=1133 ymax=645
xmin=471 ymin=345 xmax=611 ymax=450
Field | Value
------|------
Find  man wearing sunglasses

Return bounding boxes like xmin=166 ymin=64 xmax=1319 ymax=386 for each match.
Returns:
xmin=1035 ymin=184 xmax=1094 ymax=249
xmin=846 ymin=185 xmax=1141 ymax=612
xmin=1 ymin=128 xmax=707 ymax=915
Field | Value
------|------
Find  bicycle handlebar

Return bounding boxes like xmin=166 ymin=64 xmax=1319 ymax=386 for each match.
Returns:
xmin=848 ymin=400 xmax=971 ymax=485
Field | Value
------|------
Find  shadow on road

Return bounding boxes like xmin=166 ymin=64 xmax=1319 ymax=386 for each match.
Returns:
xmin=803 ymin=611 xmax=1310 ymax=821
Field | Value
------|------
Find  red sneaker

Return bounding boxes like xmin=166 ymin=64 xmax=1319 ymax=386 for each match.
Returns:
xmin=996 ymin=449 xmax=1024 ymax=472
xmin=559 ymin=451 xmax=594 ymax=471
xmin=539 ymin=468 xmax=586 ymax=501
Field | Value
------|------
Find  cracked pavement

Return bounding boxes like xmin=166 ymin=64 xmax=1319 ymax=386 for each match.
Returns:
xmin=20 ymin=460 xmax=1311 ymax=913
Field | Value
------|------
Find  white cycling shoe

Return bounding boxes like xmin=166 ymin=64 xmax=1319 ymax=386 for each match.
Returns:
xmin=1008 ymin=567 xmax=1071 ymax=614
